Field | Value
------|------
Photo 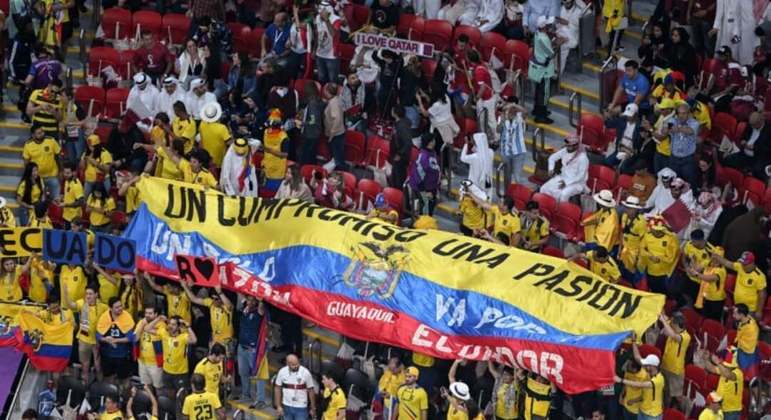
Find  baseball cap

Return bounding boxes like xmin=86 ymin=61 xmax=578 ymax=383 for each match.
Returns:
xmin=640 ymin=354 xmax=660 ymax=367
xmin=405 ymin=366 xmax=420 ymax=378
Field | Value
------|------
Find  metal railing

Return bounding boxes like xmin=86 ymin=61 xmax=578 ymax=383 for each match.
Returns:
xmin=307 ymin=338 xmax=323 ymax=380
xmin=493 ymin=162 xmax=506 ymax=200
xmin=79 ymin=28 xmax=88 ymax=69
xmin=568 ymin=91 xmax=582 ymax=128
xmin=598 ymin=55 xmax=618 ymax=112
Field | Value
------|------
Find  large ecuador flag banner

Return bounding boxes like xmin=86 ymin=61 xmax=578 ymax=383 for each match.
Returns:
xmin=15 ymin=312 xmax=73 ymax=372
xmin=125 ymin=177 xmax=665 ymax=393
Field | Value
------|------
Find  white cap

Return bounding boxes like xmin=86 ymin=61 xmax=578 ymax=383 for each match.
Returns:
xmin=449 ymin=382 xmax=471 ymax=401
xmin=621 ymin=103 xmax=638 ymax=117
xmin=190 ymin=78 xmax=206 ymax=89
xmin=640 ymin=354 xmax=660 ymax=367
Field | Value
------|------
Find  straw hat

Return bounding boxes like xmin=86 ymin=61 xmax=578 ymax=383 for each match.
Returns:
xmin=592 ymin=189 xmax=617 ymax=208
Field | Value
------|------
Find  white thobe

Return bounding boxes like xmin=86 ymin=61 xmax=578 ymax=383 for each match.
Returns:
xmin=557 ymin=1 xmax=587 ymax=74
xmin=157 ymin=88 xmax=186 ymax=120
xmin=185 ymin=91 xmax=217 ymax=121
xmin=714 ymin=0 xmax=759 ymax=65
xmin=540 ymin=148 xmax=589 ymax=202
xmin=460 ymin=133 xmax=495 ymax=198
xmin=524 ymin=0 xmax=561 ymax=32
xmin=220 ymin=146 xmax=259 ymax=197
xmin=458 ymin=0 xmax=481 ymax=26
xmin=476 ymin=0 xmax=504 ymax=32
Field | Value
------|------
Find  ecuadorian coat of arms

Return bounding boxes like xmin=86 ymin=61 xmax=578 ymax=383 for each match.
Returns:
xmin=342 ymin=241 xmax=409 ymax=299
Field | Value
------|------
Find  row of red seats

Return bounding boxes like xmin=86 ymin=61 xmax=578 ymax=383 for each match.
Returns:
xmin=73 ymin=86 xmax=128 ymax=119
xmin=298 ymin=164 xmax=404 ymax=215
xmin=102 ymin=8 xmax=190 ymax=44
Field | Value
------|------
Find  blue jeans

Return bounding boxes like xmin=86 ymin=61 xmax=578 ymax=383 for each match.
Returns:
xmin=237 ymin=345 xmax=265 ymax=402
xmin=64 ymin=131 xmax=85 ymax=162
xmin=638 ymin=414 xmax=662 ymax=420
xmin=330 ymin=133 xmax=347 ymax=171
xmin=653 ymin=153 xmax=669 ymax=174
xmin=84 ymin=179 xmax=112 ymax=199
xmin=17 ymin=206 xmax=30 ymax=226
xmin=669 ymin=154 xmax=697 ymax=187
xmin=44 ymin=176 xmax=61 ymax=201
xmin=404 ymin=105 xmax=420 ymax=129
xmin=723 ymin=412 xmax=740 ymax=420
xmin=316 ymin=56 xmax=340 ymax=84
xmin=282 ymin=405 xmax=309 ymax=420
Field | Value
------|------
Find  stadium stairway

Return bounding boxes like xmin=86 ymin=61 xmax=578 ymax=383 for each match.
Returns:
xmin=0 ymin=1 xmax=656 ymax=418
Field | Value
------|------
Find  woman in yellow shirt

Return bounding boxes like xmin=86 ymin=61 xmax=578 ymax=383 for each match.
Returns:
xmin=80 ymin=134 xmax=113 ymax=197
xmin=27 ymin=256 xmax=55 ymax=303
xmin=16 ymin=162 xmax=44 ymax=226
xmin=86 ymin=182 xmax=115 ymax=232
xmin=458 ymin=193 xmax=487 ymax=237
xmin=0 ymin=257 xmax=32 ymax=302
xmin=581 ymin=190 xmax=620 ymax=252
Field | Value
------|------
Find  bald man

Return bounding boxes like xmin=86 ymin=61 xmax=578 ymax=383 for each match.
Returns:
xmin=724 ymin=112 xmax=771 ymax=181
xmin=275 ymin=354 xmax=317 ymax=420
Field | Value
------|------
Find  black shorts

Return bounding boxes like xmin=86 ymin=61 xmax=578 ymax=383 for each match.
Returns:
xmin=102 ymin=356 xmax=133 ymax=379
xmin=163 ymin=372 xmax=190 ymax=390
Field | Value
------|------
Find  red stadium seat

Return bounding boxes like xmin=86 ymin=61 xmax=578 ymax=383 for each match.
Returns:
xmin=229 ymin=23 xmax=251 ymax=54
xmin=246 ymin=27 xmax=265 ymax=58
xmin=420 ymin=59 xmax=437 ymax=82
xmin=742 ymin=177 xmax=765 ymax=207
xmin=507 ymin=183 xmax=533 ymax=210
xmin=421 ymin=19 xmax=453 ymax=51
xmin=94 ymin=126 xmax=113 ymax=144
xmin=356 ymin=178 xmax=382 ymax=209
xmin=74 ymin=86 xmax=106 ymax=118
xmin=700 ymin=58 xmax=726 ymax=91
xmin=452 ymin=25 xmax=481 ymax=47
xmin=88 ymin=47 xmax=121 ymax=76
xmin=479 ymin=32 xmax=507 ymax=65
xmin=615 ymin=174 xmax=633 ymax=198
xmin=554 ymin=202 xmax=582 ymax=241
xmin=343 ymin=3 xmax=370 ymax=32
xmin=295 ymin=79 xmax=322 ymax=101
xmin=102 ymin=7 xmax=132 ymax=40
xmin=587 ymin=164 xmax=616 ymax=193
xmin=47 ymin=203 xmax=64 ymax=228
xmin=339 ymin=43 xmax=355 ymax=74
xmin=684 ymin=364 xmax=707 ymax=401
xmin=344 ymin=130 xmax=366 ymax=167
xmin=638 ymin=344 xmax=662 ymax=359
xmin=300 ymin=164 xmax=327 ymax=183
xmin=162 ymin=13 xmax=190 ymax=45
xmin=765 ymin=188 xmax=771 ymax=214
xmin=111 ymin=211 xmax=128 ymax=227
xmin=454 ymin=117 xmax=477 ymax=149
xmin=0 ymin=0 xmax=8 ymax=15
xmin=700 ymin=318 xmax=726 ymax=353
xmin=397 ymin=14 xmax=423 ymax=40
xmin=381 ymin=187 xmax=404 ymax=215
xmin=132 ymin=10 xmax=162 ymax=37
xmin=663 ymin=408 xmax=686 ymax=420
xmin=339 ymin=171 xmax=357 ymax=195
xmin=117 ymin=49 xmax=136 ymax=79
xmin=505 ymin=39 xmax=530 ymax=74
xmin=580 ymin=113 xmax=613 ymax=154
xmin=718 ymin=166 xmax=744 ymax=191
xmin=681 ymin=307 xmax=703 ymax=335
xmin=366 ymin=135 xmax=391 ymax=169
xmin=712 ymin=112 xmax=738 ymax=143
xmin=531 ymin=192 xmax=557 ymax=221
xmin=542 ymin=246 xmax=564 ymax=259
xmin=104 ymin=88 xmax=129 ymax=119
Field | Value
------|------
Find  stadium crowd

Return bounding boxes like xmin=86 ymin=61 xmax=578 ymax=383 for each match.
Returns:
xmin=1 ymin=0 xmax=771 ymax=418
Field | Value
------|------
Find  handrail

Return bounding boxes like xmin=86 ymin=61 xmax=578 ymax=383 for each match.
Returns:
xmin=598 ymin=55 xmax=618 ymax=112
xmin=7 ymin=358 xmax=29 ymax=415
xmin=79 ymin=28 xmax=87 ymax=69
xmin=307 ymin=338 xmax=322 ymax=379
xmin=441 ymin=142 xmax=454 ymax=198
xmin=493 ymin=162 xmax=506 ymax=199
xmin=568 ymin=91 xmax=582 ymax=128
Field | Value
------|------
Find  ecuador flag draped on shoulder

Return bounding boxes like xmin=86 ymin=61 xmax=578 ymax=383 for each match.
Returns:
xmin=124 ymin=177 xmax=665 ymax=393
xmin=15 ymin=311 xmax=73 ymax=372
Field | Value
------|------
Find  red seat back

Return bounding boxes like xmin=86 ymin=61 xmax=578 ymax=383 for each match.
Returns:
xmin=74 ymin=86 xmax=106 ymax=118
xmin=366 ymin=136 xmax=391 ymax=168
xmin=133 ymin=10 xmax=162 ymax=37
xmin=531 ymin=192 xmax=557 ymax=221
xmin=229 ymin=23 xmax=251 ymax=54
xmin=343 ymin=3 xmax=370 ymax=32
xmin=105 ymin=88 xmax=129 ymax=119
xmin=452 ymin=25 xmax=481 ymax=47
xmin=742 ymin=177 xmax=765 ymax=206
xmin=507 ymin=184 xmax=533 ymax=210
xmin=712 ymin=112 xmax=738 ymax=143
xmin=381 ymin=187 xmax=404 ymax=215
xmin=479 ymin=32 xmax=507 ymax=64
xmin=162 ymin=13 xmax=190 ymax=45
xmin=356 ymin=178 xmax=382 ymax=207
xmin=421 ymin=19 xmax=453 ymax=51
xmin=554 ymin=202 xmax=582 ymax=240
xmin=344 ymin=130 xmax=366 ymax=166
xmin=88 ymin=47 xmax=121 ymax=76
xmin=505 ymin=39 xmax=530 ymax=73
xmin=102 ymin=7 xmax=132 ymax=39
xmin=300 ymin=164 xmax=327 ymax=183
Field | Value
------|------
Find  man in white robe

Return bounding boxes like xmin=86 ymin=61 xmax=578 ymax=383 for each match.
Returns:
xmin=712 ymin=0 xmax=759 ymax=65
xmin=127 ymin=72 xmax=159 ymax=132
xmin=458 ymin=0 xmax=481 ymax=26
xmin=524 ymin=0 xmax=561 ymax=33
xmin=185 ymin=78 xmax=217 ymax=123
xmin=540 ymin=133 xmax=589 ymax=202
xmin=157 ymin=76 xmax=186 ymax=120
xmin=476 ymin=0 xmax=504 ymax=32
xmin=556 ymin=0 xmax=587 ymax=74
xmin=220 ymin=137 xmax=261 ymax=197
